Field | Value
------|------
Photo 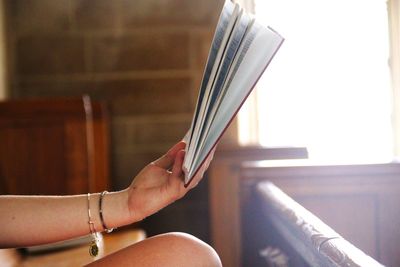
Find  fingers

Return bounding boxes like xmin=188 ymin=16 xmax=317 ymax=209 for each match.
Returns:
xmin=152 ymin=141 xmax=186 ymax=169
xmin=186 ymin=146 xmax=217 ymax=189
xmin=166 ymin=143 xmax=217 ymax=199
xmin=171 ymin=150 xmax=185 ymax=178
xmin=169 ymin=150 xmax=186 ymax=190
xmin=165 ymin=149 xmax=189 ymax=200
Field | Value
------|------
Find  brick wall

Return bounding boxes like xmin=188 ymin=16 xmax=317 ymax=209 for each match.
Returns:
xmin=6 ymin=0 xmax=224 ymax=241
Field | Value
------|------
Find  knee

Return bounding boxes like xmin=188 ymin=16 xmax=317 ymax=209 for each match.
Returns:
xmin=89 ymin=232 xmax=222 ymax=267
xmin=151 ymin=232 xmax=222 ymax=267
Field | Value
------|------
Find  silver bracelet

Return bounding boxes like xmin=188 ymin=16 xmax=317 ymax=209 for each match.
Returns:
xmin=99 ymin=191 xmax=114 ymax=233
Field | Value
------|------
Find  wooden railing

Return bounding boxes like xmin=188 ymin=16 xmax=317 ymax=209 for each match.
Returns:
xmin=210 ymin=157 xmax=400 ymax=267
xmin=208 ymin=147 xmax=308 ymax=267
xmin=256 ymin=181 xmax=384 ymax=267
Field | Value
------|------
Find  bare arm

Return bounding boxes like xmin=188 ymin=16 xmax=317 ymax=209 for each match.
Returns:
xmin=0 ymin=141 xmax=215 ymax=248
xmin=0 ymin=191 xmax=130 ymax=248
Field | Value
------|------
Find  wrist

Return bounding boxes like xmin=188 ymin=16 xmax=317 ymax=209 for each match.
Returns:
xmin=101 ymin=189 xmax=132 ymax=229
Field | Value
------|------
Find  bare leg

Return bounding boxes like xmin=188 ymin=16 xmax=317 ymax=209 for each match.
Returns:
xmin=86 ymin=232 xmax=222 ymax=267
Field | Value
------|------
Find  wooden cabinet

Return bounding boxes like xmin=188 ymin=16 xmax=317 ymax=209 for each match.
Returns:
xmin=0 ymin=96 xmax=110 ymax=195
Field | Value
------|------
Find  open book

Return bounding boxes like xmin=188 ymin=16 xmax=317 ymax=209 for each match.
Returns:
xmin=183 ymin=0 xmax=284 ymax=186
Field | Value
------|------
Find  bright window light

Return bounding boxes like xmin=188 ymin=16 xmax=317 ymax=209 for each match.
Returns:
xmin=245 ymin=0 xmax=394 ymax=162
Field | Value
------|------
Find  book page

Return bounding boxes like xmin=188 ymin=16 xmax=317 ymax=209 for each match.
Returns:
xmin=186 ymin=24 xmax=284 ymax=182
xmin=192 ymin=10 xmax=251 ymax=166
xmin=184 ymin=1 xmax=239 ymax=173
xmin=196 ymin=18 xmax=257 ymax=149
xmin=185 ymin=0 xmax=236 ymax=148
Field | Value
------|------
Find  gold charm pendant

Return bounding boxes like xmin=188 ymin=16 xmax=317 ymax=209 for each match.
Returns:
xmin=89 ymin=240 xmax=99 ymax=257
xmin=89 ymin=234 xmax=99 ymax=257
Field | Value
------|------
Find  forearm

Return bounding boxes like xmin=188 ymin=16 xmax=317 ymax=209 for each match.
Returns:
xmin=0 ymin=190 xmax=131 ymax=248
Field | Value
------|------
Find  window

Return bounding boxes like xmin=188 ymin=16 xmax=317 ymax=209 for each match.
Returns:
xmin=239 ymin=0 xmax=396 ymax=163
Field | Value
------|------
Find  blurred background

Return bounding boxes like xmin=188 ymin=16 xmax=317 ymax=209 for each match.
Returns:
xmin=1 ymin=0 xmax=400 ymax=266
xmin=0 ymin=0 xmax=225 ymax=243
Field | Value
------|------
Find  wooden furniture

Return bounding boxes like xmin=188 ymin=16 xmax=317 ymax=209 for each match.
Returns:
xmin=254 ymin=181 xmax=383 ymax=266
xmin=0 ymin=96 xmax=110 ymax=194
xmin=208 ymin=146 xmax=308 ymax=267
xmin=0 ymin=228 xmax=145 ymax=267
xmin=210 ymin=158 xmax=400 ymax=266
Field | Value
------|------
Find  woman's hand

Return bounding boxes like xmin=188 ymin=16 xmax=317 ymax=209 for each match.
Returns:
xmin=126 ymin=141 xmax=216 ymax=222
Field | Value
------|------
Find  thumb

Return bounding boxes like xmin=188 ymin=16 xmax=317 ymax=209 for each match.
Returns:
xmin=171 ymin=150 xmax=185 ymax=178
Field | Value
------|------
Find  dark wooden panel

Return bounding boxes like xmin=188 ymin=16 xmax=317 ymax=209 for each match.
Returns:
xmin=0 ymin=120 xmax=67 ymax=194
xmin=0 ymin=96 xmax=110 ymax=195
